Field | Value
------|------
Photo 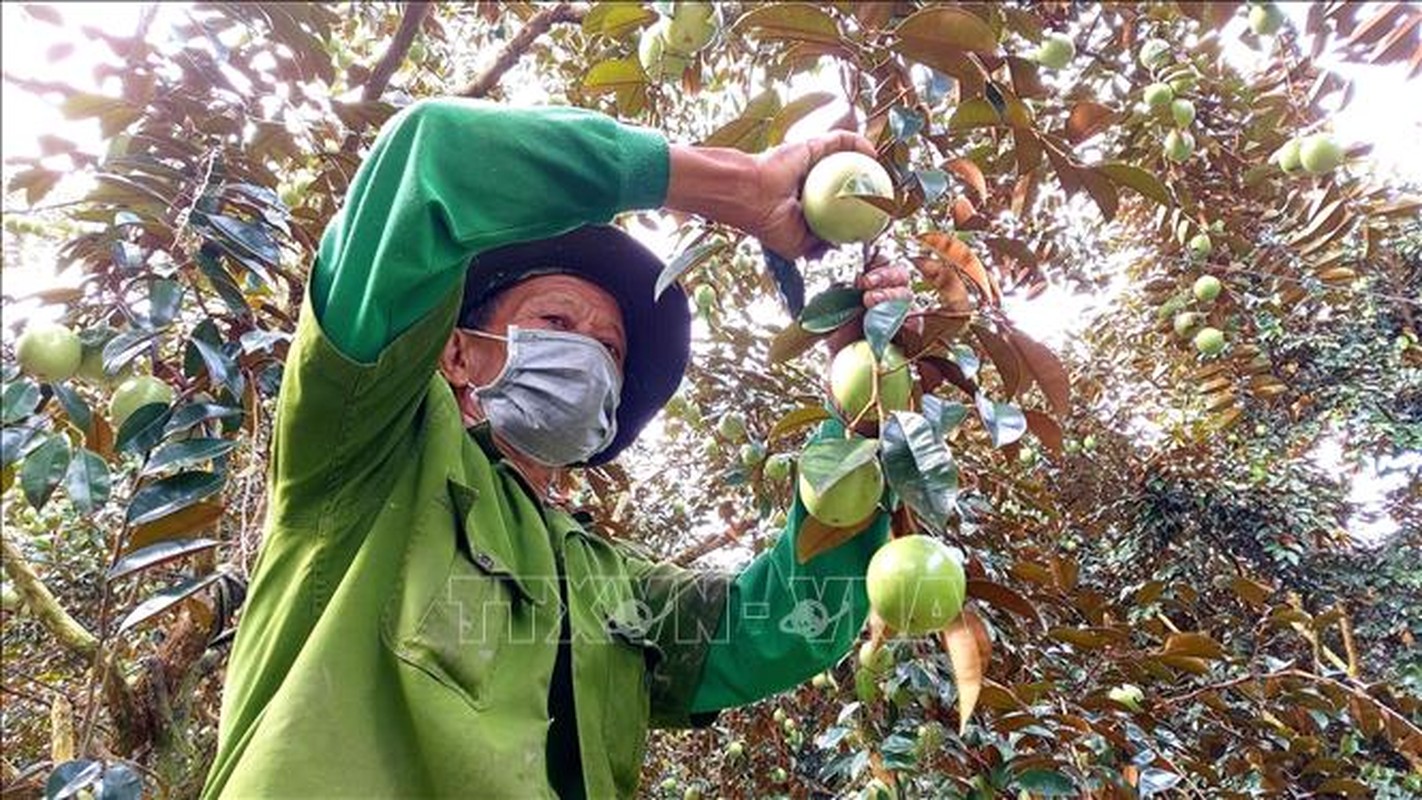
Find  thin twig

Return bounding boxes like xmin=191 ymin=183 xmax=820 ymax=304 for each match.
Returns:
xmin=457 ymin=3 xmax=586 ymax=98
xmin=338 ymin=2 xmax=433 ymax=155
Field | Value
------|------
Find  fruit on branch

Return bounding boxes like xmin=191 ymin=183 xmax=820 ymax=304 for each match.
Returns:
xmin=1164 ymin=130 xmax=1195 ymax=163
xmin=764 ymin=453 xmax=793 ymax=480
xmin=865 ymin=535 xmax=966 ymax=635
xmin=16 ymin=323 xmax=82 ymax=383
xmin=1299 ymin=134 xmax=1343 ymax=174
xmin=1193 ymin=275 xmax=1222 ymax=302
xmin=1144 ymin=82 xmax=1174 ymax=110
xmin=1139 ymin=38 xmax=1172 ymax=69
xmin=802 ymin=152 xmax=894 ymax=245
xmin=1188 ymin=233 xmax=1213 ymax=261
xmin=1272 ymin=138 xmax=1303 ymax=174
xmin=110 ymin=375 xmax=175 ymax=429
xmin=1034 ymin=33 xmax=1075 ymax=69
xmin=799 ymin=457 xmax=884 ymax=528
xmin=1194 ymin=326 xmax=1226 ymax=356
xmin=1173 ymin=312 xmax=1201 ymax=339
xmin=693 ymin=283 xmax=716 ymax=315
xmin=1249 ymin=2 xmax=1285 ymax=36
xmin=829 ymin=341 xmax=913 ymax=422
xmin=1170 ymin=98 xmax=1196 ymax=128
xmin=717 ymin=411 xmax=746 ymax=442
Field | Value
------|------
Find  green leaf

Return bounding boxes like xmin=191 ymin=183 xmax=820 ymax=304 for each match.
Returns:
xmin=799 ymin=438 xmax=880 ymax=496
xmin=143 ymin=438 xmax=236 ymax=476
xmin=102 ymin=329 xmax=157 ymax=376
xmin=163 ymin=402 xmax=243 ymax=438
xmin=148 ymin=278 xmax=183 ymax=327
xmin=126 ymin=471 xmax=224 ymax=527
xmin=583 ymin=3 xmax=658 ymax=38
xmin=108 ymin=537 xmax=221 ymax=581
xmin=188 ymin=337 xmax=242 ymax=396
xmin=800 ymin=286 xmax=864 ymax=333
xmin=766 ymin=92 xmax=836 ymax=146
xmin=96 ymin=762 xmax=143 ymax=800
xmin=1096 ymin=162 xmax=1171 ymax=206
xmin=915 ymin=169 xmax=949 ymax=203
xmin=204 ymin=212 xmax=279 ymax=269
xmin=117 ymin=571 xmax=225 ymax=635
xmin=768 ymin=406 xmax=831 ymax=441
xmin=734 ymin=4 xmax=842 ymax=44
xmin=46 ymin=759 xmax=103 ymax=800
xmin=974 ymin=392 xmax=1027 ymax=447
xmin=1014 ymin=768 xmax=1075 ymax=796
xmin=2 ymin=379 xmax=42 ymax=424
xmin=115 ymin=404 xmax=172 ymax=456
xmin=894 ymin=6 xmax=999 ymax=54
xmin=583 ymin=57 xmax=646 ymax=93
xmin=863 ymin=299 xmax=911 ymax=360
xmin=2 ymin=425 xmax=42 ymax=466
xmin=921 ymin=395 xmax=969 ymax=439
xmin=889 ymin=106 xmax=924 ymax=142
xmin=63 ymin=449 xmax=110 ymax=514
xmin=764 ymin=250 xmax=805 ymax=316
xmin=195 ymin=246 xmax=251 ymax=316
xmin=1137 ymin=768 xmax=1182 ymax=795
xmin=948 ymin=99 xmax=1002 ymax=130
xmin=20 ymin=435 xmax=71 ymax=511
xmin=51 ymin=383 xmax=91 ymax=433
xmin=655 ymin=239 xmax=728 ymax=301
xmin=881 ymin=411 xmax=958 ymax=532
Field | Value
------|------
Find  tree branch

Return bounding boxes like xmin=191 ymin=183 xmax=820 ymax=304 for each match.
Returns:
xmin=457 ymin=3 xmax=586 ymax=99
xmin=1 ymin=536 xmax=98 ymax=659
xmin=339 ymin=2 xmax=433 ymax=155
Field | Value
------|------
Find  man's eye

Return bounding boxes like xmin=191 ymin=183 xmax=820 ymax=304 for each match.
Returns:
xmin=601 ymin=342 xmax=620 ymax=359
xmin=541 ymin=314 xmax=570 ymax=330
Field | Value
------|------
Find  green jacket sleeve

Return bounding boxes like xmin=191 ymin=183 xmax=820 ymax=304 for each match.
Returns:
xmin=311 ymin=98 xmax=670 ymax=363
xmin=688 ymin=419 xmax=890 ymax=713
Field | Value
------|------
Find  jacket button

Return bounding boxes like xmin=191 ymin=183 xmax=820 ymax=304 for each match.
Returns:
xmin=473 ymin=552 xmax=494 ymax=569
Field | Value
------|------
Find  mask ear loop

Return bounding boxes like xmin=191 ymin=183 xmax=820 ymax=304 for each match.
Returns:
xmin=458 ymin=325 xmax=519 ymax=393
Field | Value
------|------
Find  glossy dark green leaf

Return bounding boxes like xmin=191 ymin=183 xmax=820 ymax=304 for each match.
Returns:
xmin=63 ymin=448 xmax=111 ymax=514
xmin=798 ymin=437 xmax=880 ymax=495
xmin=863 ymin=298 xmax=911 ymax=359
xmin=189 ymin=337 xmax=242 ymax=396
xmin=117 ymin=571 xmax=225 ymax=635
xmin=108 ymin=537 xmax=222 ymax=581
xmin=20 ymin=435 xmax=70 ymax=511
xmin=163 ymin=402 xmax=243 ymax=438
xmin=115 ymin=403 xmax=172 ymax=456
xmin=1014 ymin=768 xmax=1075 ymax=796
xmin=655 ymin=239 xmax=728 ymax=301
xmin=51 ymin=383 xmax=91 ymax=432
xmin=2 ymin=425 xmax=43 ymax=466
xmin=800 ymin=286 xmax=864 ymax=333
xmin=126 ymin=471 xmax=225 ymax=526
xmin=143 ymin=437 xmax=236 ymax=475
xmin=96 ymin=762 xmax=142 ymax=800
xmin=921 ymin=395 xmax=969 ymax=439
xmin=1137 ymin=768 xmax=1182 ymax=795
xmin=205 ymin=212 xmax=279 ymax=267
xmin=45 ymin=759 xmax=102 ymax=800
xmin=102 ymin=329 xmax=156 ymax=376
xmin=949 ymin=343 xmax=980 ymax=380
xmin=195 ymin=245 xmax=251 ymax=316
xmin=974 ymin=392 xmax=1027 ymax=447
xmin=1 ymin=379 xmax=41 ymax=423
xmin=889 ymin=105 xmax=924 ymax=141
xmin=238 ymin=329 xmax=290 ymax=355
xmin=148 ymin=278 xmax=183 ymax=327
xmin=915 ymin=169 xmax=949 ymax=203
xmin=765 ymin=250 xmax=805 ymax=316
xmin=881 ymin=411 xmax=958 ymax=532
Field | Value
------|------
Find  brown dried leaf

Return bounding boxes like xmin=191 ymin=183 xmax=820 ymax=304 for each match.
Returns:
xmin=973 ymin=325 xmax=1024 ymax=398
xmin=967 ymin=578 xmax=1044 ymax=630
xmin=796 ymin=514 xmax=874 ymax=564
xmin=941 ymin=608 xmax=991 ymax=734
xmin=944 ymin=157 xmax=988 ymax=204
xmin=1008 ymin=329 xmax=1071 ymax=416
xmin=1066 ymin=101 xmax=1116 ymax=144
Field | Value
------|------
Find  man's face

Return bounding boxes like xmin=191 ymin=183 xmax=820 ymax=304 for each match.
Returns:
xmin=440 ymin=274 xmax=627 ymax=411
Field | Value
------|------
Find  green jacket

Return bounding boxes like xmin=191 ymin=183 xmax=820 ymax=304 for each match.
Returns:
xmin=203 ymin=99 xmax=886 ymax=799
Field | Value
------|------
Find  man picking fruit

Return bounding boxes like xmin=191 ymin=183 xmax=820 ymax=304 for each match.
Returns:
xmin=203 ymin=98 xmax=911 ymax=799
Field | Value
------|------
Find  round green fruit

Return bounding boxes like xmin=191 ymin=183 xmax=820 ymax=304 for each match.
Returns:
xmin=1170 ymin=98 xmax=1196 ymax=128
xmin=1035 ymin=33 xmax=1075 ymax=70
xmin=811 ymin=671 xmax=831 ymax=689
xmin=1193 ymin=326 xmax=1226 ymax=356
xmin=683 ymin=787 xmax=702 ymax=800
xmin=693 ymin=283 xmax=716 ymax=313
xmin=1188 ymin=233 xmax=1213 ymax=261
xmin=1139 ymin=38 xmax=1172 ymax=69
xmin=667 ymin=2 xmax=716 ymax=53
xmin=854 ymin=666 xmax=880 ymax=703
xmin=16 ymin=323 xmax=82 ymax=383
xmin=660 ymin=777 xmax=677 ymax=792
xmin=1164 ymin=129 xmax=1195 ymax=163
xmin=830 ymin=341 xmax=913 ymax=422
xmin=772 ymin=707 xmax=787 ymax=724
xmin=109 ymin=375 xmax=174 ymax=430
xmin=764 ymin=453 xmax=793 ymax=481
xmin=725 ymin=741 xmax=744 ymax=760
xmin=1173 ymin=312 xmax=1201 ymax=339
xmin=865 ymin=535 xmax=966 ymax=636
xmin=1018 ymin=447 xmax=1038 ymax=467
xmin=1108 ymin=683 xmax=1144 ymax=711
xmin=740 ymin=442 xmax=765 ymax=469
xmin=1193 ymin=274 xmax=1223 ymax=302
xmin=799 ymin=457 xmax=883 ymax=528
xmin=1249 ymin=2 xmax=1285 ymax=36
xmin=858 ymin=639 xmax=891 ymax=673
xmin=1273 ymin=138 xmax=1302 ymax=174
xmin=1168 ymin=71 xmax=1199 ymax=94
xmin=1299 ymin=134 xmax=1343 ymax=174
xmin=802 ymin=151 xmax=893 ymax=245
xmin=770 ymin=767 xmax=788 ymax=784
xmin=1082 ymin=434 xmax=1097 ymax=451
xmin=717 ymin=412 xmax=746 ymax=442
xmin=1143 ymin=82 xmax=1174 ymax=110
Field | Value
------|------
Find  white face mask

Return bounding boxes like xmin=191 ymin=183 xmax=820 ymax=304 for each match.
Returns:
xmin=465 ymin=326 xmax=621 ymax=467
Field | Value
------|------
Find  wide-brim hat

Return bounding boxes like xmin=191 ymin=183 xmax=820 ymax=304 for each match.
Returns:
xmin=461 ymin=225 xmax=690 ymax=466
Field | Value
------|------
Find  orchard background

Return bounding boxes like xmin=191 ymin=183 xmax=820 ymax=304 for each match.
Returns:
xmin=2 ymin=2 xmax=1420 ymax=798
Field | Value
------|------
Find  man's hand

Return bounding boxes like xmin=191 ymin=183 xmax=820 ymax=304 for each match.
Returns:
xmin=665 ymin=132 xmax=876 ymax=261
xmin=826 ymin=258 xmax=915 ymax=354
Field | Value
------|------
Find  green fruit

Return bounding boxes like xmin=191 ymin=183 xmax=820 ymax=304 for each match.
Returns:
xmin=811 ymin=672 xmax=831 ymax=689
xmin=1168 ymin=72 xmax=1199 ymax=94
xmin=1034 ymin=33 xmax=1075 ymax=70
xmin=717 ymin=412 xmax=746 ymax=442
xmin=1164 ymin=129 xmax=1195 ymax=163
xmin=802 ymin=151 xmax=893 ymax=245
xmin=725 ymin=741 xmax=744 ymax=760
xmin=799 ymin=458 xmax=884 ymax=528
xmin=1139 ymin=38 xmax=1172 ymax=69
xmin=764 ymin=453 xmax=793 ymax=481
xmin=660 ymin=778 xmax=677 ymax=792
xmin=77 ymin=343 xmax=128 ymax=386
xmin=1170 ymin=98 xmax=1196 ymax=128
xmin=667 ymin=2 xmax=716 ymax=53
xmin=1173 ymin=312 xmax=1200 ymax=339
xmin=740 ymin=442 xmax=765 ymax=469
xmin=830 ymin=341 xmax=913 ymax=422
xmin=770 ymin=767 xmax=788 ymax=784
xmin=1188 ymin=233 xmax=1213 ymax=261
xmin=858 ymin=640 xmax=891 ymax=673
xmin=109 ymin=375 xmax=174 ymax=430
xmin=638 ymin=21 xmax=691 ymax=82
xmin=1299 ymin=134 xmax=1343 ymax=174
xmin=1193 ymin=274 xmax=1223 ymax=302
xmin=1273 ymin=138 xmax=1303 ymax=174
xmin=772 ymin=707 xmax=787 ymax=724
xmin=16 ymin=323 xmax=82 ymax=383
xmin=854 ymin=666 xmax=880 ymax=703
xmin=1249 ymin=2 xmax=1285 ymax=36
xmin=1109 ymin=683 xmax=1144 ymax=711
xmin=1143 ymin=82 xmax=1174 ymax=110
xmin=694 ymin=283 xmax=716 ymax=313
xmin=1018 ymin=447 xmax=1038 ymax=466
xmin=684 ymin=787 xmax=703 ymax=800
xmin=782 ymin=717 xmax=797 ymax=733
xmin=866 ymin=535 xmax=966 ymax=635
xmin=1194 ymin=326 xmax=1226 ymax=356
xmin=1082 ymin=434 xmax=1097 ymax=451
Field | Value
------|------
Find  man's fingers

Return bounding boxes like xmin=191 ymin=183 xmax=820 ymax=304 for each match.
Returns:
xmin=864 ymin=287 xmax=914 ymax=308
xmin=806 ymin=130 xmax=876 ymax=162
xmin=857 ymin=265 xmax=912 ymax=291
